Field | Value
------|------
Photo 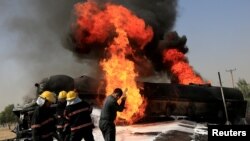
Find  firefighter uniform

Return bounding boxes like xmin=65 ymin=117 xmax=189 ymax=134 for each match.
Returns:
xmin=31 ymin=106 xmax=56 ymax=141
xmin=31 ymin=91 xmax=56 ymax=141
xmin=64 ymin=91 xmax=94 ymax=141
xmin=56 ymin=100 xmax=67 ymax=140
xmin=99 ymin=92 xmax=126 ymax=141
xmin=56 ymin=91 xmax=68 ymax=140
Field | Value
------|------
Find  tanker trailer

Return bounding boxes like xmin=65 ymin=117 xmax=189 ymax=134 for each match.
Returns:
xmin=34 ymin=75 xmax=103 ymax=105
xmin=33 ymin=74 xmax=247 ymax=124
xmin=35 ymin=74 xmax=75 ymax=95
xmin=73 ymin=75 xmax=105 ymax=105
xmin=141 ymin=82 xmax=248 ymax=124
xmin=72 ymin=76 xmax=248 ymax=124
xmin=33 ymin=74 xmax=104 ymax=127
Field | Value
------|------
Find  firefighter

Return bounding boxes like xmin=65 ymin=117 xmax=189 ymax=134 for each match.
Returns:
xmin=31 ymin=91 xmax=56 ymax=141
xmin=99 ymin=88 xmax=127 ymax=141
xmin=64 ymin=90 xmax=95 ymax=141
xmin=56 ymin=90 xmax=68 ymax=141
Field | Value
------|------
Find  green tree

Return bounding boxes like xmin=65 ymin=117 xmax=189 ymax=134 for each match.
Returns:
xmin=0 ymin=104 xmax=17 ymax=129
xmin=0 ymin=112 xmax=7 ymax=126
xmin=236 ymin=78 xmax=250 ymax=98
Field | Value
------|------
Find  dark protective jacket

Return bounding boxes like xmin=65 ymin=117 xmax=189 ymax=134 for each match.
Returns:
xmin=64 ymin=100 xmax=94 ymax=132
xmin=100 ymin=95 xmax=126 ymax=122
xmin=31 ymin=106 xmax=56 ymax=141
xmin=56 ymin=101 xmax=67 ymax=129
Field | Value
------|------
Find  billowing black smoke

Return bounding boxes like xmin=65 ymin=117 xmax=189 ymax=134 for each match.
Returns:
xmin=104 ymin=0 xmax=178 ymax=35
xmin=1 ymin=0 xmax=100 ymax=105
xmin=65 ymin=0 xmax=179 ymax=76
xmin=115 ymin=0 xmax=179 ymax=72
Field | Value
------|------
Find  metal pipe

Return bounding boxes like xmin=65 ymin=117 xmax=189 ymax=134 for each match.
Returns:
xmin=218 ymin=72 xmax=231 ymax=125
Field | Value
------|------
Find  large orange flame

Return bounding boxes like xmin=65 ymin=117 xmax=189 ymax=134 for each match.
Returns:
xmin=74 ymin=1 xmax=153 ymax=124
xmin=100 ymin=31 xmax=146 ymax=123
xmin=163 ymin=49 xmax=205 ymax=85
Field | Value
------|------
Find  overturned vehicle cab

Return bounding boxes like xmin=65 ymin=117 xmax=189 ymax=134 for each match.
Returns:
xmin=12 ymin=101 xmax=57 ymax=141
xmin=12 ymin=102 xmax=35 ymax=141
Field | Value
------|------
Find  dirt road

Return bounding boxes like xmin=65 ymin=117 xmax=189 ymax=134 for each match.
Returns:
xmin=0 ymin=127 xmax=16 ymax=141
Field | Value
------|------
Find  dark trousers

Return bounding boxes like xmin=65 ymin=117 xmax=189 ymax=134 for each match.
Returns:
xmin=69 ymin=128 xmax=94 ymax=141
xmin=99 ymin=120 xmax=116 ymax=141
xmin=32 ymin=136 xmax=53 ymax=141
xmin=57 ymin=128 xmax=67 ymax=141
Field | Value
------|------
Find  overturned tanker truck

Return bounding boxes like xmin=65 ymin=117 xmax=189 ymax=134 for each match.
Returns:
xmin=13 ymin=74 xmax=247 ymax=140
xmin=12 ymin=74 xmax=248 ymax=139
xmin=33 ymin=74 xmax=248 ymax=124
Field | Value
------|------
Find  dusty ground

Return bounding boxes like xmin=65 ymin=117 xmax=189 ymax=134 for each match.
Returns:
xmin=0 ymin=126 xmax=16 ymax=141
xmin=154 ymin=130 xmax=193 ymax=141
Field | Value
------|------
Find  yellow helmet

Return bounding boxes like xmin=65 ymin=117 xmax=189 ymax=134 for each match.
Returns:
xmin=40 ymin=91 xmax=56 ymax=103
xmin=58 ymin=91 xmax=67 ymax=99
xmin=66 ymin=91 xmax=78 ymax=101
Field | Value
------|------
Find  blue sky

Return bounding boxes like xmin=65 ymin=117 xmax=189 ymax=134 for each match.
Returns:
xmin=0 ymin=0 xmax=250 ymax=110
xmin=175 ymin=0 xmax=250 ymax=87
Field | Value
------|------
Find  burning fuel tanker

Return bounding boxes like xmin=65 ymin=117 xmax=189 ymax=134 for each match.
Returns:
xmin=35 ymin=74 xmax=247 ymax=124
xmin=60 ymin=0 xmax=244 ymax=124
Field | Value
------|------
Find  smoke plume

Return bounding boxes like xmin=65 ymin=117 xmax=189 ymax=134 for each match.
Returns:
xmin=0 ymin=0 xmax=99 ymax=108
xmin=65 ymin=0 xmax=178 ymax=77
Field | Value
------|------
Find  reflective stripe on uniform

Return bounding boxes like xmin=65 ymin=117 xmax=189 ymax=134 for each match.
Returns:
xmin=64 ymin=123 xmax=69 ymax=127
xmin=57 ymin=123 xmax=69 ymax=129
xmin=71 ymin=122 xmax=92 ymax=131
xmin=56 ymin=125 xmax=63 ymax=128
xmin=68 ymin=107 xmax=89 ymax=117
xmin=65 ymin=115 xmax=70 ymax=120
xmin=41 ymin=131 xmax=54 ymax=138
xmin=64 ymin=123 xmax=69 ymax=128
xmin=31 ymin=124 xmax=40 ymax=128
xmin=31 ymin=117 xmax=54 ymax=129
xmin=41 ymin=118 xmax=53 ymax=126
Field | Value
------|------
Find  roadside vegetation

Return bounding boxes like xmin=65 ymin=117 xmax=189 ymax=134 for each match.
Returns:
xmin=236 ymin=78 xmax=250 ymax=99
xmin=0 ymin=104 xmax=17 ymax=129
